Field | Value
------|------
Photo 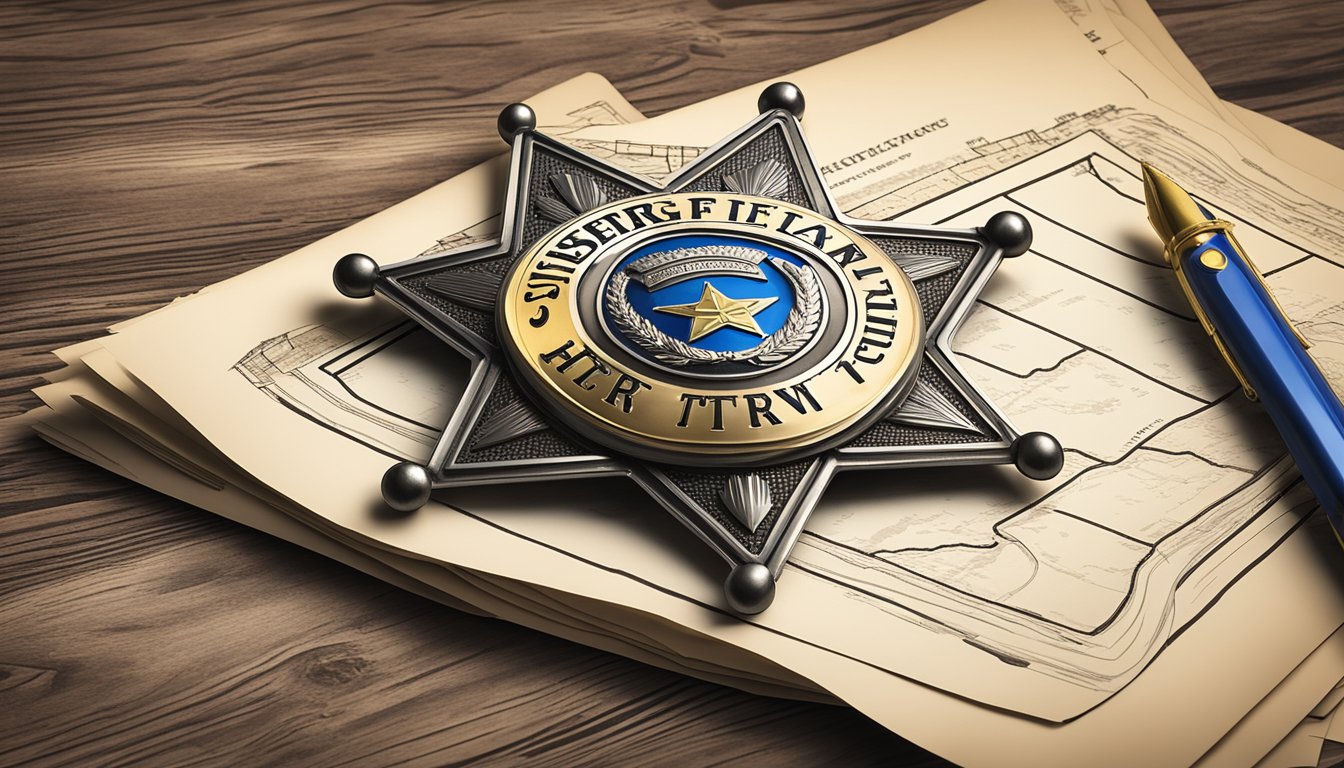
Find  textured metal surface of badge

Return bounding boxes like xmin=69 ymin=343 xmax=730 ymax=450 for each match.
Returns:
xmin=333 ymin=83 xmax=1064 ymax=614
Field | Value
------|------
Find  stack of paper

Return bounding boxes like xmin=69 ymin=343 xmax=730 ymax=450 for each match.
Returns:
xmin=20 ymin=1 xmax=1344 ymax=765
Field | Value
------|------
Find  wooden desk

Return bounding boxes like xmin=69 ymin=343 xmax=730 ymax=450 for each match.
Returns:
xmin=3 ymin=2 xmax=1341 ymax=764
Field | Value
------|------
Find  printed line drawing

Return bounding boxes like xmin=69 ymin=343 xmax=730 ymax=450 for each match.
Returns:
xmin=231 ymin=109 xmax=1344 ymax=713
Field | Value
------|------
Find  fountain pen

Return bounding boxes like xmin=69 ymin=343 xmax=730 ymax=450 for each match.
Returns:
xmin=1141 ymin=164 xmax=1344 ymax=535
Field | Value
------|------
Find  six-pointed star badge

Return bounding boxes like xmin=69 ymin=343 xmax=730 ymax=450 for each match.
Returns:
xmin=333 ymin=83 xmax=1064 ymax=614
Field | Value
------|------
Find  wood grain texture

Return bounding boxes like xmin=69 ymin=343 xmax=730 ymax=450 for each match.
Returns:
xmin=2 ymin=1 xmax=1341 ymax=766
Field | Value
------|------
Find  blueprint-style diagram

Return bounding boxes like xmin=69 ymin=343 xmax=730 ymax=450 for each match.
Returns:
xmin=843 ymin=107 xmax=1344 ymax=257
xmin=796 ymin=132 xmax=1339 ymax=699
xmin=232 ymin=109 xmax=1344 ymax=712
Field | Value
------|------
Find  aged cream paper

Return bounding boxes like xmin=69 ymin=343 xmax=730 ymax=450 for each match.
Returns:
xmin=92 ymin=0 xmax=1333 ymax=726
xmin=100 ymin=0 xmax=1196 ymax=720
xmin=29 ymin=0 xmax=1344 ymax=764
xmin=26 ymin=368 xmax=1344 ymax=768
xmin=25 ymin=70 xmax=836 ymax=703
xmin=1249 ymin=681 xmax=1344 ymax=768
xmin=27 ymin=369 xmax=828 ymax=702
xmin=29 ymin=377 xmax=1344 ymax=767
xmin=1225 ymin=103 xmax=1344 ymax=190
xmin=1193 ymin=627 xmax=1344 ymax=767
xmin=1060 ymin=0 xmax=1267 ymax=147
xmin=1082 ymin=7 xmax=1344 ymax=759
xmin=34 ymin=375 xmax=1344 ymax=766
xmin=1100 ymin=0 xmax=1344 ymax=189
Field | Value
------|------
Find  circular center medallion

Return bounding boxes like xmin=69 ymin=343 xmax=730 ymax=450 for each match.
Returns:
xmin=499 ymin=192 xmax=923 ymax=466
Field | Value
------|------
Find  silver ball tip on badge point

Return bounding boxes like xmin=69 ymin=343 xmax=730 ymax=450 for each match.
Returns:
xmin=724 ymin=563 xmax=775 ymax=614
xmin=1012 ymin=431 xmax=1064 ymax=481
xmin=334 ymin=253 xmax=380 ymax=299
xmin=757 ymin=82 xmax=805 ymax=119
xmin=984 ymin=211 xmax=1033 ymax=258
xmin=382 ymin=461 xmax=433 ymax=512
xmin=498 ymin=102 xmax=537 ymax=142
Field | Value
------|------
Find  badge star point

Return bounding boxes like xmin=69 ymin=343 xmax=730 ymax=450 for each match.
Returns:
xmin=654 ymin=282 xmax=778 ymax=341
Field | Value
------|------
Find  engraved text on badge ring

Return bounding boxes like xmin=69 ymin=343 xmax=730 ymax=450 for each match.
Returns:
xmin=499 ymin=192 xmax=924 ymax=467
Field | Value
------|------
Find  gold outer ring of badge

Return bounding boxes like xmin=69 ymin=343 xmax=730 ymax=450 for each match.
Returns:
xmin=499 ymin=192 xmax=923 ymax=464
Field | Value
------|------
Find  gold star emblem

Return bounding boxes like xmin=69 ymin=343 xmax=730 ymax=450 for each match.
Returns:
xmin=653 ymin=282 xmax=779 ymax=342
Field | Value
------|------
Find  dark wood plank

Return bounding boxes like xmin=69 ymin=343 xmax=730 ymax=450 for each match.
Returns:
xmin=2 ymin=1 xmax=1341 ymax=766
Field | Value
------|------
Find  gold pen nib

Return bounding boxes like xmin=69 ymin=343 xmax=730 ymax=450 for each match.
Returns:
xmin=1141 ymin=162 xmax=1207 ymax=245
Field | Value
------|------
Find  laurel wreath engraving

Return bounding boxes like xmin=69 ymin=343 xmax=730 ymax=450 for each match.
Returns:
xmin=606 ymin=257 xmax=823 ymax=367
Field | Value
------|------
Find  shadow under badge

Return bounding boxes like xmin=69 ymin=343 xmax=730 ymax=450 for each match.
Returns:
xmin=332 ymin=83 xmax=1064 ymax=615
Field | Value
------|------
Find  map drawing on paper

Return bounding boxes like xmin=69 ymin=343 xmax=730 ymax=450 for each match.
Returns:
xmin=800 ymin=131 xmax=1339 ymax=699
xmin=232 ymin=106 xmax=1344 ymax=709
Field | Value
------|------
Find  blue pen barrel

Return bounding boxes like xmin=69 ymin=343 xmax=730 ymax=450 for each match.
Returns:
xmin=1183 ymin=234 xmax=1344 ymax=527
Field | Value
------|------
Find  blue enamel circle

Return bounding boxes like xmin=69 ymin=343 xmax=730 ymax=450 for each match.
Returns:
xmin=604 ymin=233 xmax=807 ymax=361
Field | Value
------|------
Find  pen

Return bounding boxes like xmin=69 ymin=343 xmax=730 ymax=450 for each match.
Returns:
xmin=1142 ymin=163 xmax=1344 ymax=537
